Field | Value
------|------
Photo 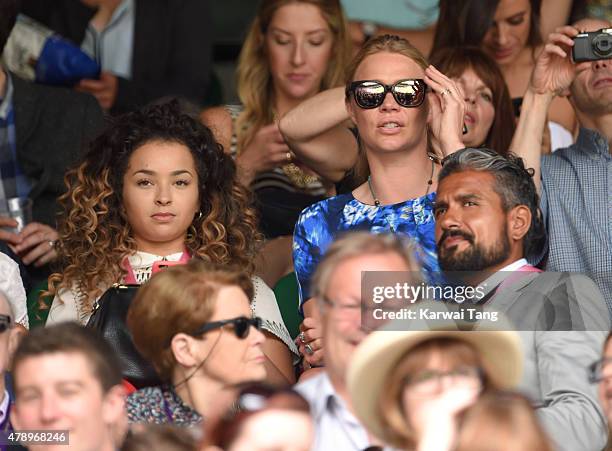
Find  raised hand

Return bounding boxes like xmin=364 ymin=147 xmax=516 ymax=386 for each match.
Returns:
xmin=415 ymin=385 xmax=480 ymax=451
xmin=531 ymin=26 xmax=590 ymax=96
xmin=425 ymin=65 xmax=466 ymax=157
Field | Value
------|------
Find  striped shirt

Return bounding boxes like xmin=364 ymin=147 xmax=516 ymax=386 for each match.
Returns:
xmin=538 ymin=127 xmax=612 ymax=309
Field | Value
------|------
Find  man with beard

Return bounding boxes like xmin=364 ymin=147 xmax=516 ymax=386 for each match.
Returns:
xmin=434 ymin=147 xmax=609 ymax=451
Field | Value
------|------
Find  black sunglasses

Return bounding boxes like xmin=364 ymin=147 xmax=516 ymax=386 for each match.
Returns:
xmin=346 ymin=78 xmax=428 ymax=109
xmin=191 ymin=316 xmax=263 ymax=340
xmin=0 ymin=314 xmax=12 ymax=333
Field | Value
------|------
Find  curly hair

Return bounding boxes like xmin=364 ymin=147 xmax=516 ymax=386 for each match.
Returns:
xmin=46 ymin=101 xmax=261 ymax=318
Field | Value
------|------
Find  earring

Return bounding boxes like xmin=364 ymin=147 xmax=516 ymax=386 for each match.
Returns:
xmin=196 ymin=211 xmax=203 ymax=220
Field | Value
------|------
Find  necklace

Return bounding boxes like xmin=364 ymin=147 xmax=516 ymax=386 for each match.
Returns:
xmin=367 ymin=156 xmax=435 ymax=207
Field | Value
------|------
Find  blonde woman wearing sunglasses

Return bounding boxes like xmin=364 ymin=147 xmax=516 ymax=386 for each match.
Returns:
xmin=287 ymin=35 xmax=465 ymax=367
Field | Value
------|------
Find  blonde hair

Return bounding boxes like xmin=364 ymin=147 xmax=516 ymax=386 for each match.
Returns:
xmin=346 ymin=34 xmax=428 ymax=84
xmin=235 ymin=0 xmax=350 ymax=152
xmin=345 ymin=35 xmax=430 ymax=183
xmin=455 ymin=391 xmax=554 ymax=451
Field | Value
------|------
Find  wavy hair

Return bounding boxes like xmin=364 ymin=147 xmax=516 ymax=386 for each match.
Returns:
xmin=46 ymin=101 xmax=261 ymax=317
xmin=235 ymin=0 xmax=351 ymax=152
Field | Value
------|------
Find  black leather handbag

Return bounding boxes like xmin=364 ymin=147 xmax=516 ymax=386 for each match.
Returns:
xmin=86 ymin=284 xmax=161 ymax=389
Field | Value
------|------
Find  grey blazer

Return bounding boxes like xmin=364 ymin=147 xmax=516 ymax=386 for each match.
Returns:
xmin=489 ymin=271 xmax=610 ymax=451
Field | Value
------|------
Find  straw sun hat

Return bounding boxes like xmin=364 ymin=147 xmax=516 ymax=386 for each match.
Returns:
xmin=346 ymin=320 xmax=523 ymax=446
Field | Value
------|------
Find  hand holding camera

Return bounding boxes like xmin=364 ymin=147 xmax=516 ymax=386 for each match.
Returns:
xmin=529 ymin=26 xmax=592 ymax=98
xmin=573 ymin=28 xmax=612 ymax=62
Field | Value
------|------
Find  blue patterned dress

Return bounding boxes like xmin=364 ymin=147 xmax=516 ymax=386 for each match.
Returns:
xmin=293 ymin=192 xmax=439 ymax=308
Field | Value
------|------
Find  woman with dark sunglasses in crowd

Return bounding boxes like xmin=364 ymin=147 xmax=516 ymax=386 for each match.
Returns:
xmin=125 ymin=261 xmax=267 ymax=427
xmin=286 ymin=35 xmax=464 ymax=364
xmin=202 ymin=383 xmax=313 ymax=451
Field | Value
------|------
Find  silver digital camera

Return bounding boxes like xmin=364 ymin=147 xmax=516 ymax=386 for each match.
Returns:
xmin=573 ymin=28 xmax=612 ymax=62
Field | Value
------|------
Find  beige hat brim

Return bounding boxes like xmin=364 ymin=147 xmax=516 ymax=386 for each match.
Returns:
xmin=347 ymin=323 xmax=523 ymax=446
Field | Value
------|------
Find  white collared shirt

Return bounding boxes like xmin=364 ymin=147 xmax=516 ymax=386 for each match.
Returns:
xmin=295 ymin=372 xmax=370 ymax=451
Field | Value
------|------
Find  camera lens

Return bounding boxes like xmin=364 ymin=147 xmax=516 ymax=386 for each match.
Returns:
xmin=593 ymin=33 xmax=612 ymax=57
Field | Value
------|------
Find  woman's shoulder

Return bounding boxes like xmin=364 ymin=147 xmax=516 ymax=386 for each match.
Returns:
xmin=0 ymin=253 xmax=28 ymax=328
xmin=293 ymin=193 xmax=361 ymax=252
xmin=250 ymin=276 xmax=299 ymax=355
xmin=127 ymin=385 xmax=164 ymax=405
xmin=297 ymin=192 xmax=355 ymax=223
xmin=47 ymin=282 xmax=109 ymax=326
xmin=126 ymin=386 xmax=166 ymax=422
xmin=127 ymin=385 xmax=202 ymax=426
xmin=47 ymin=287 xmax=82 ymax=325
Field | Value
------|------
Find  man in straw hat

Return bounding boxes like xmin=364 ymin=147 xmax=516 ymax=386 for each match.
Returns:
xmin=295 ymin=231 xmax=422 ymax=451
xmin=434 ymin=147 xmax=609 ymax=451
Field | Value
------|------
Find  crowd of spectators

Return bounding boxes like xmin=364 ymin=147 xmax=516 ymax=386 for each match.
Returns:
xmin=0 ymin=0 xmax=611 ymax=450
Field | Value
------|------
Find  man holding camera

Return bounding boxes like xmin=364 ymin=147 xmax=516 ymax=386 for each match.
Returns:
xmin=512 ymin=18 xmax=612 ymax=308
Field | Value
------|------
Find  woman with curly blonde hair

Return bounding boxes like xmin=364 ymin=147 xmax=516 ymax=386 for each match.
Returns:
xmin=46 ymin=101 xmax=298 ymax=384
xmin=201 ymin=0 xmax=351 ymax=248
